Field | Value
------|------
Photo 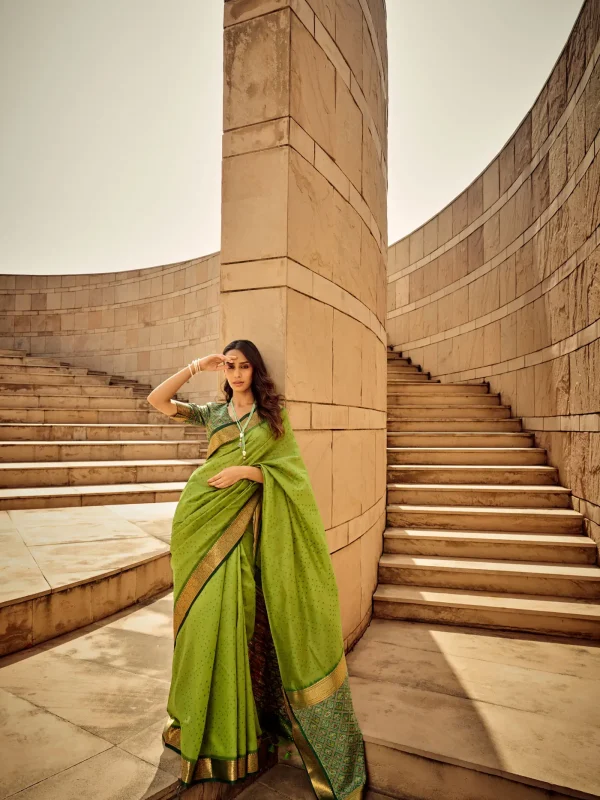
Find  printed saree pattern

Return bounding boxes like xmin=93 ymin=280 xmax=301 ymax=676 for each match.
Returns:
xmin=163 ymin=401 xmax=367 ymax=799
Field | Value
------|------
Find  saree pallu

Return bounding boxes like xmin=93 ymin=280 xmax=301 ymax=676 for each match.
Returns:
xmin=163 ymin=403 xmax=367 ymax=799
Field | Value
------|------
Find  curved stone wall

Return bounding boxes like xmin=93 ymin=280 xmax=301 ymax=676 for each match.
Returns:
xmin=0 ymin=253 xmax=221 ymax=403
xmin=387 ymin=0 xmax=600 ymax=549
xmin=221 ymin=0 xmax=389 ymax=649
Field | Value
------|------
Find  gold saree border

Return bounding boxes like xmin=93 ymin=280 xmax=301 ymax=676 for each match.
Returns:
xmin=173 ymin=490 xmax=261 ymax=638
xmin=286 ymin=652 xmax=348 ymax=709
xmin=281 ymin=691 xmax=335 ymax=800
xmin=163 ymin=719 xmax=260 ymax=784
xmin=206 ymin=411 xmax=263 ymax=459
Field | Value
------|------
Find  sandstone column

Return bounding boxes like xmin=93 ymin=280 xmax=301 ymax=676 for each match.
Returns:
xmin=220 ymin=0 xmax=388 ymax=648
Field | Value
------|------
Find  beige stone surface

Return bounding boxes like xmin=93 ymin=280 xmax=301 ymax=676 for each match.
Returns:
xmin=0 ymin=647 xmax=169 ymax=744
xmin=286 ymin=291 xmax=333 ymax=402
xmin=287 ymin=149 xmax=336 ymax=280
xmin=332 ymin=429 xmax=363 ymax=526
xmin=28 ymin=538 xmax=168 ymax=591
xmin=290 ymin=14 xmax=335 ymax=154
xmin=221 ymin=148 xmax=289 ymax=265
xmin=223 ymin=10 xmax=291 ymax=132
xmin=8 ymin=506 xmax=149 ymax=546
xmin=295 ymin=429 xmax=333 ymax=528
xmin=9 ymin=747 xmax=175 ymax=800
xmin=348 ymin=619 xmax=600 ymax=798
xmin=0 ymin=688 xmax=111 ymax=798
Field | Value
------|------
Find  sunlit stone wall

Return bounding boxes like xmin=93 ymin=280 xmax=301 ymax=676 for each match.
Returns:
xmin=221 ymin=0 xmax=389 ymax=648
xmin=0 ymin=253 xmax=221 ymax=403
xmin=387 ymin=0 xmax=600 ymax=550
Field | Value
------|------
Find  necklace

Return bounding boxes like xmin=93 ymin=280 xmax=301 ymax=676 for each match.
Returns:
xmin=228 ymin=399 xmax=256 ymax=460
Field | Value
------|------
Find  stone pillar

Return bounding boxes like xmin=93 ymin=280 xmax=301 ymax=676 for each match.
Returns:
xmin=220 ymin=0 xmax=388 ymax=648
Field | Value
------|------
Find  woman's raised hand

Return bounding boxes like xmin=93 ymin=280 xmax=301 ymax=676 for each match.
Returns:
xmin=199 ymin=353 xmax=229 ymax=372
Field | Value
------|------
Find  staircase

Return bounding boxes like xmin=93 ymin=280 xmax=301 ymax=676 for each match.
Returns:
xmin=0 ymin=347 xmax=206 ymax=510
xmin=373 ymin=348 xmax=600 ymax=639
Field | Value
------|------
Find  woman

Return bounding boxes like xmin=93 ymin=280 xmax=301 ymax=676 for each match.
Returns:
xmin=147 ymin=339 xmax=367 ymax=800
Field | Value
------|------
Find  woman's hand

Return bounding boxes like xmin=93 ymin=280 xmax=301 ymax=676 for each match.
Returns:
xmin=200 ymin=353 xmax=230 ymax=372
xmin=207 ymin=466 xmax=248 ymax=489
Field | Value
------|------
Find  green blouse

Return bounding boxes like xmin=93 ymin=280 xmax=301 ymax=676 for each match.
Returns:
xmin=171 ymin=399 xmax=256 ymax=441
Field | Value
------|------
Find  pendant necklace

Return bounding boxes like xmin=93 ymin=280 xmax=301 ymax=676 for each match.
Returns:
xmin=229 ymin=398 xmax=256 ymax=460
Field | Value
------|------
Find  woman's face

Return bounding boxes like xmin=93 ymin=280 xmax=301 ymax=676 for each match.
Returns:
xmin=224 ymin=349 xmax=254 ymax=393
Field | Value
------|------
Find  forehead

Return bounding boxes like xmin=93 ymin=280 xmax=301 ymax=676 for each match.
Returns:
xmin=225 ymin=349 xmax=250 ymax=364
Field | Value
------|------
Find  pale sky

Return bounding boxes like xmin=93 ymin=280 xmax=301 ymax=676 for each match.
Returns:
xmin=0 ymin=0 xmax=583 ymax=275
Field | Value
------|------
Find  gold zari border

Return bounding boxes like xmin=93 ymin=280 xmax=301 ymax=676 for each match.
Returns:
xmin=182 ymin=751 xmax=260 ymax=784
xmin=163 ymin=720 xmax=260 ymax=784
xmin=173 ymin=490 xmax=262 ymax=637
xmin=281 ymin=691 xmax=335 ymax=799
xmin=286 ymin=652 xmax=348 ymax=709
xmin=206 ymin=411 xmax=262 ymax=459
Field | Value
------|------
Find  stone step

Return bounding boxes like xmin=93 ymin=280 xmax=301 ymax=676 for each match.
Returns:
xmin=387 ymin=483 xmax=572 ymax=508
xmin=387 ymin=446 xmax=546 ymax=465
xmin=386 ymin=504 xmax=583 ymax=534
xmin=387 ymin=431 xmax=534 ymax=447
xmin=0 ymin=383 xmax=141 ymax=397
xmin=378 ymin=553 xmax=600 ymax=599
xmin=0 ymin=364 xmax=91 ymax=376
xmin=383 ymin=528 xmax=598 ymax=564
xmin=0 ymin=458 xmax=204 ymax=488
xmin=373 ymin=584 xmax=600 ymax=639
xmin=388 ymin=392 xmax=500 ymax=406
xmin=0 ymin=423 xmax=204 ymax=441
xmin=387 ymin=381 xmax=489 ymax=394
xmin=387 ymin=418 xmax=523 ymax=431
xmin=387 ymin=405 xmax=511 ymax=419
xmin=0 ymin=348 xmax=28 ymax=357
xmin=387 ymin=464 xmax=558 ymax=484
xmin=347 ymin=619 xmax=600 ymax=798
xmin=387 ymin=374 xmax=435 ymax=382
xmin=0 ymin=372 xmax=111 ymax=386
xmin=0 ymin=481 xmax=186 ymax=510
xmin=0 ymin=393 xmax=155 ymax=411
xmin=0 ymin=407 xmax=170 ymax=424
xmin=387 ymin=364 xmax=424 ymax=373
xmin=0 ymin=439 xmax=206 ymax=462
xmin=0 ymin=355 xmax=67 ymax=367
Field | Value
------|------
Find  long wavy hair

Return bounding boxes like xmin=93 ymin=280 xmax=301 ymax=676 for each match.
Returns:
xmin=221 ymin=340 xmax=286 ymax=439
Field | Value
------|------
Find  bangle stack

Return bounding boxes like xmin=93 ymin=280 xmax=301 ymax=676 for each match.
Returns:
xmin=188 ymin=358 xmax=203 ymax=379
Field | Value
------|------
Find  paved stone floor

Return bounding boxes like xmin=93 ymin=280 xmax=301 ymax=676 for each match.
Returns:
xmin=0 ymin=503 xmax=177 ymax=608
xmin=2 ymin=586 xmax=600 ymax=799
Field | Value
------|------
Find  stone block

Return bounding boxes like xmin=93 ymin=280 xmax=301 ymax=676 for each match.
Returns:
xmin=332 ymin=430 xmax=363 ymax=526
xmin=334 ymin=77 xmax=362 ymax=190
xmin=288 ymin=149 xmax=336 ymax=280
xmin=452 ymin=191 xmax=468 ymax=236
xmin=296 ymin=429 xmax=333 ymax=527
xmin=333 ymin=309 xmax=362 ymax=407
xmin=291 ymin=13 xmax=335 ymax=154
xmin=467 ymin=177 xmax=483 ymax=224
xmin=335 ymin=0 xmax=363 ymax=85
xmin=332 ymin=191 xmax=362 ymax=301
xmin=221 ymin=147 xmax=289 ymax=264
xmin=483 ymin=159 xmax=500 ymax=211
xmin=286 ymin=290 xmax=333 ymax=402
xmin=223 ymin=9 xmax=291 ymax=132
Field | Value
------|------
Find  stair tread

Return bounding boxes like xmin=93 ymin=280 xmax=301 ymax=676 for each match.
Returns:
xmin=0 ymin=439 xmax=199 ymax=445
xmin=373 ymin=583 xmax=600 ymax=616
xmin=0 ymin=481 xmax=187 ymax=497
xmin=0 ymin=459 xmax=205 ymax=469
xmin=387 ymin=503 xmax=582 ymax=516
xmin=384 ymin=529 xmax=596 ymax=545
xmin=388 ymin=463 xmax=554 ymax=468
xmin=379 ymin=553 xmax=600 ymax=578
xmin=387 ymin=482 xmax=570 ymax=491
xmin=387 ymin=446 xmax=541 ymax=451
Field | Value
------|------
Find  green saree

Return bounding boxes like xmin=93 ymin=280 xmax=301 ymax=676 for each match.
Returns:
xmin=162 ymin=400 xmax=366 ymax=799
